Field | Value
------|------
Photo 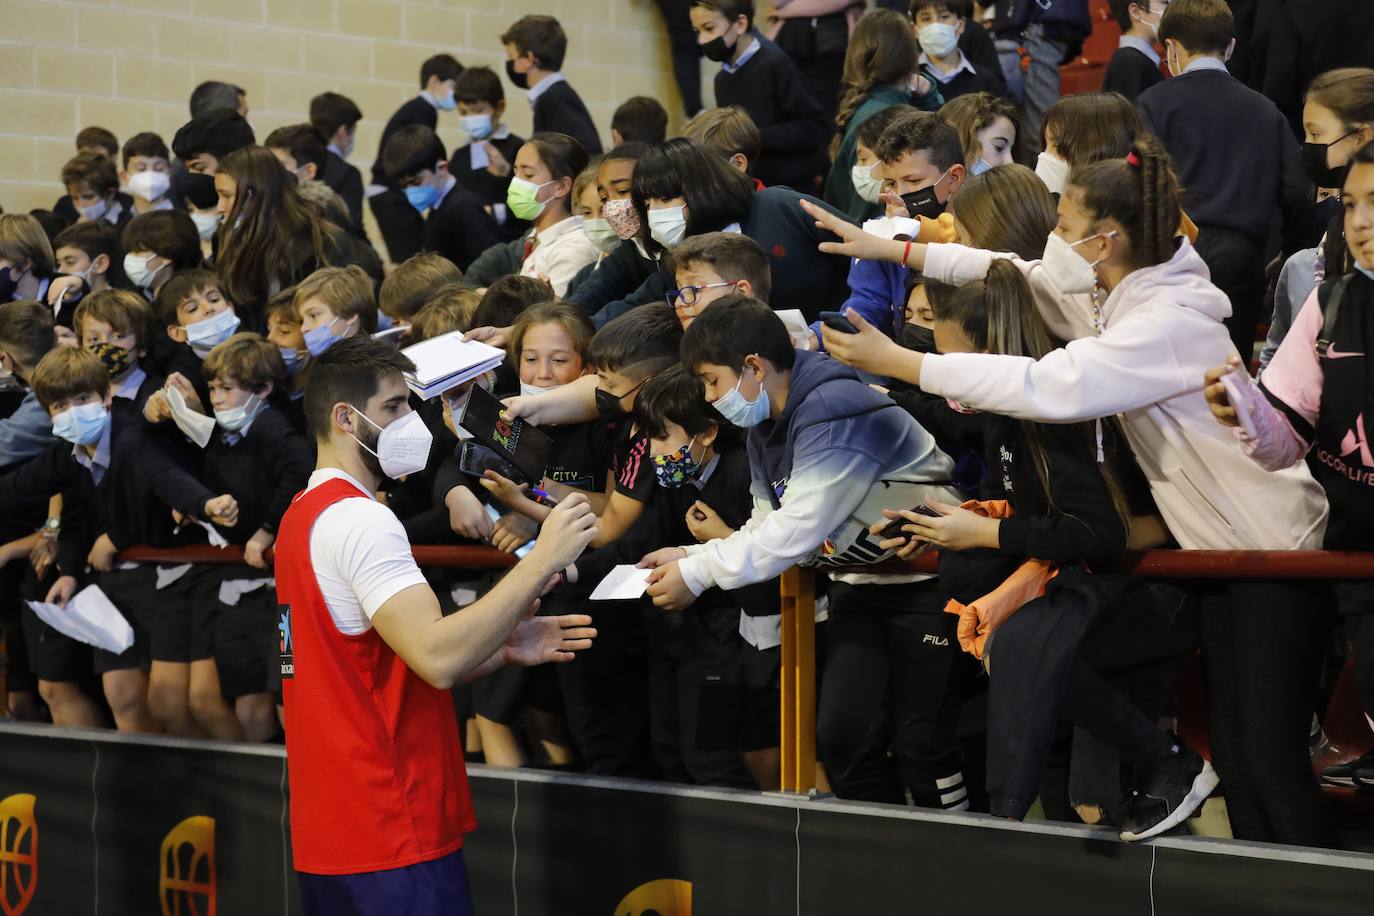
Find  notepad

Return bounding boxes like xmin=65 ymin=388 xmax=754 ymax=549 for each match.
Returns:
xmin=401 ymin=330 xmax=506 ymax=400
xmin=590 ymin=564 xmax=653 ymax=601
xmin=27 ymin=585 xmax=134 ymax=654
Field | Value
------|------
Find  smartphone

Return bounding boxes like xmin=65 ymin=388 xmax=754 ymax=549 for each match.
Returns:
xmin=1218 ymin=369 xmax=1261 ymax=440
xmin=879 ymin=505 xmax=940 ymax=541
xmin=818 ymin=310 xmax=858 ymax=335
xmin=457 ymin=440 xmax=525 ymax=483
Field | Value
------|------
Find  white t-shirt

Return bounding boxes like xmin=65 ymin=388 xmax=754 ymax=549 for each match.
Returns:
xmin=306 ymin=468 xmax=428 ymax=635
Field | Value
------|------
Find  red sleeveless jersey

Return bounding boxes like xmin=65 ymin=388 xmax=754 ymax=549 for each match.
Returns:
xmin=276 ymin=477 xmax=476 ymax=875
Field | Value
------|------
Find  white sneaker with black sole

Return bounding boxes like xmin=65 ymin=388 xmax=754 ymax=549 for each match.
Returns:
xmin=1119 ymin=741 xmax=1219 ymax=842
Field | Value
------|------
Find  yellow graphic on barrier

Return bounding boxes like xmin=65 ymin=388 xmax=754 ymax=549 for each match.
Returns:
xmin=615 ymin=878 xmax=692 ymax=916
xmin=160 ymin=815 xmax=215 ymax=916
xmin=0 ymin=794 xmax=37 ymax=916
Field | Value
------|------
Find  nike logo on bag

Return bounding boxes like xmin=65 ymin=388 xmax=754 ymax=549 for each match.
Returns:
xmin=1325 ymin=345 xmax=1365 ymax=360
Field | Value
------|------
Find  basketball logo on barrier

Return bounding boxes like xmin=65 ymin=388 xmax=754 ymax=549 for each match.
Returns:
xmin=159 ymin=815 xmax=215 ymax=916
xmin=615 ymin=878 xmax=691 ymax=916
xmin=0 ymin=794 xmax=37 ymax=916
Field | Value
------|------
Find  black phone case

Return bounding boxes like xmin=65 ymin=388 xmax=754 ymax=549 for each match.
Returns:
xmin=457 ymin=386 xmax=553 ymax=483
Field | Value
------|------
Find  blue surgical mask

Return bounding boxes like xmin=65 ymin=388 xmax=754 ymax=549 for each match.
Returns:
xmin=970 ymin=158 xmax=992 ymax=176
xmin=184 ymin=308 xmax=241 ymax=358
xmin=435 ymin=90 xmax=457 ymax=111
xmin=304 ymin=316 xmax=354 ymax=357
xmin=653 ymin=436 xmax=702 ymax=488
xmin=712 ymin=366 xmax=770 ymax=428
xmin=52 ymin=402 xmax=109 ymax=446
xmin=215 ymin=394 xmax=261 ymax=433
xmin=461 ymin=113 xmax=493 ymax=139
xmin=405 ymin=182 xmax=438 ymax=213
xmin=279 ymin=346 xmax=306 ymax=375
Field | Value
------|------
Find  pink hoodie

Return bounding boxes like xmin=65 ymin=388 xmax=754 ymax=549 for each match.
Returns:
xmin=916 ymin=239 xmax=1328 ymax=551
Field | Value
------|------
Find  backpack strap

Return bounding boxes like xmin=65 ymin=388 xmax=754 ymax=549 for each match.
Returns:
xmin=1315 ymin=273 xmax=1355 ymax=358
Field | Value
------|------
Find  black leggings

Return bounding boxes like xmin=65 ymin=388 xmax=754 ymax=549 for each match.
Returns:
xmin=1201 ymin=581 xmax=1335 ymax=847
xmin=817 ymin=579 xmax=972 ymax=807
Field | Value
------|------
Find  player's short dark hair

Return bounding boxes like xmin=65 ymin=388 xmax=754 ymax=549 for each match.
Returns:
xmin=304 ymin=334 xmax=417 ymax=443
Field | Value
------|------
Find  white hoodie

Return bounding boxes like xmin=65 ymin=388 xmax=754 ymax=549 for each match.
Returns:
xmin=917 ymin=239 xmax=1328 ymax=551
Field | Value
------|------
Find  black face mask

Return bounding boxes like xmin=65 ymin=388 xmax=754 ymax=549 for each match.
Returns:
xmin=1314 ymin=195 xmax=1344 ymax=235
xmin=0 ymin=267 xmax=18 ymax=302
xmin=505 ymin=59 xmax=530 ymax=90
xmin=900 ymin=170 xmax=951 ymax=221
xmin=700 ymin=25 xmax=739 ymax=64
xmin=595 ymin=387 xmax=626 ymax=419
xmin=1301 ymin=134 xmax=1356 ymax=189
xmin=898 ymin=322 xmax=938 ymax=354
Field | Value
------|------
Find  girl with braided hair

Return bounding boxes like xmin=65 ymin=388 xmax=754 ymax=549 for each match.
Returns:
xmin=804 ymin=136 xmax=1335 ymax=846
xmin=822 ymin=8 xmax=940 ymax=221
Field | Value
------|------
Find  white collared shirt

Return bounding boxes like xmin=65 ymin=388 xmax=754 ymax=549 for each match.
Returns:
xmin=919 ymin=50 xmax=978 ymax=85
xmin=519 ymin=215 xmax=600 ymax=298
xmin=527 ymin=72 xmax=567 ymax=105
xmin=113 ymin=365 xmax=146 ymax=402
xmin=1118 ymin=35 xmax=1160 ymax=68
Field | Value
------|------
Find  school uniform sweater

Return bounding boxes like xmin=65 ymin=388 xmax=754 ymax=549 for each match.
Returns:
xmin=202 ymin=407 xmax=314 ymax=543
xmin=0 ymin=413 xmax=216 ymax=578
xmin=424 ymin=180 xmax=503 ymax=272
xmin=1102 ymin=43 xmax=1164 ymax=103
xmin=532 ymin=79 xmax=603 ymax=156
xmin=714 ymin=37 xmax=829 ymax=192
xmin=1137 ymin=66 xmax=1312 ymax=249
xmin=565 ymin=239 xmax=656 ymax=317
xmin=320 ymin=151 xmax=365 ymax=234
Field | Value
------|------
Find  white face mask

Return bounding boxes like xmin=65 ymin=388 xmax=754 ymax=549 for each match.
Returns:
xmin=917 ymin=22 xmax=959 ymax=59
xmin=1040 ymin=230 xmax=1117 ymax=295
xmin=850 ymin=163 xmax=883 ymax=204
xmin=349 ymin=406 xmax=433 ymax=479
xmin=128 ymin=170 xmax=170 ymax=202
xmin=191 ymin=211 xmax=221 ymax=241
xmin=648 ymin=206 xmax=688 ymax=250
xmin=1034 ymin=151 xmax=1070 ymax=195
xmin=123 ymin=253 xmax=160 ymax=289
xmin=520 ymin=381 xmax=564 ymax=398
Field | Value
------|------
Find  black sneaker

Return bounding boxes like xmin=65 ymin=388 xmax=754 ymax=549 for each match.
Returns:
xmin=1321 ymin=749 xmax=1374 ymax=788
xmin=1119 ymin=741 xmax=1219 ymax=842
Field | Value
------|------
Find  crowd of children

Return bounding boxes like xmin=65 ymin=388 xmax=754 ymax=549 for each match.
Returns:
xmin=2 ymin=0 xmax=1373 ymax=851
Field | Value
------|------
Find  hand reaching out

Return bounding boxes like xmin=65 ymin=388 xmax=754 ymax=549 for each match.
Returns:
xmin=502 ymin=613 xmax=597 ymax=666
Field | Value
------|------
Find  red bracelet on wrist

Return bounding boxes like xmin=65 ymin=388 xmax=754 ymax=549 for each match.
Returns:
xmin=902 ymin=241 xmax=913 ymax=266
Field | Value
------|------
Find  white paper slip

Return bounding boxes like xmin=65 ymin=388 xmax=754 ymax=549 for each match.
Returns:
xmin=27 ymin=585 xmax=134 ymax=654
xmin=590 ymin=564 xmax=653 ymax=601
xmin=165 ymin=384 xmax=215 ymax=448
xmin=484 ymin=505 xmax=534 ymax=558
xmin=401 ymin=330 xmax=506 ymax=399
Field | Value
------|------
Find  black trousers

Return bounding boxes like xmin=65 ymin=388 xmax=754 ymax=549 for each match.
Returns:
xmin=774 ymin=14 xmax=849 ymax=127
xmin=1201 ymin=581 xmax=1335 ymax=847
xmin=645 ymin=608 xmax=756 ymax=788
xmin=984 ymin=574 xmax=1197 ymax=819
xmin=817 ymin=579 xmax=971 ymax=807
xmin=1331 ymin=581 xmax=1374 ymax=727
xmin=553 ymin=594 xmax=655 ymax=778
xmin=653 ymin=0 xmax=703 ymax=116
xmin=1193 ymin=225 xmax=1268 ymax=361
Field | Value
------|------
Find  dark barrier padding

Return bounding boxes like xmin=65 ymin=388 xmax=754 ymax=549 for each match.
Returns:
xmin=0 ymin=724 xmax=1370 ymax=915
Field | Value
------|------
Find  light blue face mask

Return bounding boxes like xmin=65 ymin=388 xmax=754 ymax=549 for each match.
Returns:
xmin=279 ymin=346 xmax=305 ymax=375
xmin=303 ymin=316 xmax=353 ymax=358
xmin=712 ymin=364 xmax=770 ymax=428
xmin=405 ymin=182 xmax=438 ymax=213
xmin=970 ymin=157 xmax=993 ymax=176
xmin=184 ymin=308 xmax=241 ymax=358
xmin=434 ymin=89 xmax=457 ymax=111
xmin=461 ymin=113 xmax=493 ymax=139
xmin=52 ymin=402 xmax=109 ymax=446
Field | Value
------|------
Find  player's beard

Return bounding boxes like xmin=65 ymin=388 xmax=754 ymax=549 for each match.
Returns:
xmin=354 ymin=418 xmax=386 ymax=481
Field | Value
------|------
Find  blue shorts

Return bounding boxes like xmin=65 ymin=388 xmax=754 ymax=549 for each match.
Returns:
xmin=297 ymin=848 xmax=474 ymax=916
